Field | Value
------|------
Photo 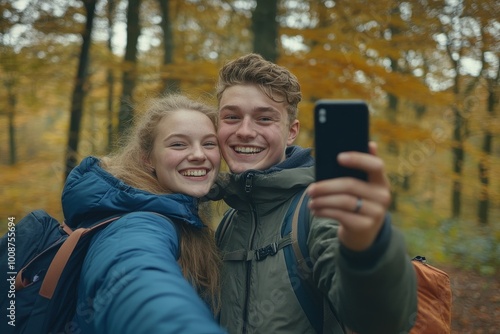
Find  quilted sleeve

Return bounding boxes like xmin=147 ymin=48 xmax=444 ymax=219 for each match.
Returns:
xmin=75 ymin=212 xmax=225 ymax=334
xmin=308 ymin=216 xmax=418 ymax=333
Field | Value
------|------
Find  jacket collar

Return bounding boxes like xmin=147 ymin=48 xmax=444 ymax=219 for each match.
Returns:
xmin=62 ymin=156 xmax=204 ymax=229
xmin=207 ymin=146 xmax=315 ymax=213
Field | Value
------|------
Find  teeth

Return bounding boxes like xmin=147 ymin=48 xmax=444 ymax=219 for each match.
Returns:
xmin=181 ymin=169 xmax=207 ymax=177
xmin=234 ymin=146 xmax=263 ymax=154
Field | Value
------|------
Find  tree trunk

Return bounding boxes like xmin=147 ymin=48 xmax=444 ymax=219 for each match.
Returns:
xmin=477 ymin=68 xmax=498 ymax=224
xmin=5 ymin=79 xmax=17 ymax=165
xmin=251 ymin=0 xmax=278 ymax=61
xmin=106 ymin=0 xmax=115 ymax=152
xmin=385 ymin=6 xmax=404 ymax=210
xmin=118 ymin=0 xmax=141 ymax=137
xmin=387 ymin=91 xmax=401 ymax=212
xmin=158 ymin=0 xmax=179 ymax=93
xmin=451 ymin=105 xmax=464 ymax=218
xmin=477 ymin=128 xmax=491 ymax=224
xmin=8 ymin=110 xmax=16 ymax=165
xmin=64 ymin=0 xmax=97 ymax=180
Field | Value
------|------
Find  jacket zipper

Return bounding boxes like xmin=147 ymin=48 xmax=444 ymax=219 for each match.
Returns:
xmin=242 ymin=173 xmax=256 ymax=334
xmin=244 ymin=173 xmax=253 ymax=193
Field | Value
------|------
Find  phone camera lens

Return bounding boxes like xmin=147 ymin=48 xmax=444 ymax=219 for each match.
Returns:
xmin=319 ymin=108 xmax=327 ymax=123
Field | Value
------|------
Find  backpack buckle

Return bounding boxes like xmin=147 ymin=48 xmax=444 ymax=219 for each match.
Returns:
xmin=255 ymin=242 xmax=278 ymax=261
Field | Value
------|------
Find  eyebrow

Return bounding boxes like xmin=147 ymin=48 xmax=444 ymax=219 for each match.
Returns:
xmin=162 ymin=132 xmax=217 ymax=143
xmin=220 ymin=104 xmax=280 ymax=114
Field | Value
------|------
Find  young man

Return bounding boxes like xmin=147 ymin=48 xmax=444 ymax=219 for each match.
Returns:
xmin=210 ymin=53 xmax=417 ymax=333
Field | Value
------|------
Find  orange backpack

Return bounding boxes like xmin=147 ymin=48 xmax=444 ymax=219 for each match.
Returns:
xmin=410 ymin=256 xmax=452 ymax=334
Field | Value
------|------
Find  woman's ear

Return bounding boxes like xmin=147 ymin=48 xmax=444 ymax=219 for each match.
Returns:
xmin=142 ymin=155 xmax=155 ymax=174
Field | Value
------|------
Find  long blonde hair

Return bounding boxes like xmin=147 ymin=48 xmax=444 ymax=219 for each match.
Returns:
xmin=101 ymin=94 xmax=221 ymax=313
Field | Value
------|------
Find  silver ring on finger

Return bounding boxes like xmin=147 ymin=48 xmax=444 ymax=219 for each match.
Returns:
xmin=354 ymin=198 xmax=363 ymax=213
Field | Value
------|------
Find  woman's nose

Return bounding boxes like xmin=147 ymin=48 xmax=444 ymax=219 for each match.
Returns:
xmin=188 ymin=145 xmax=207 ymax=161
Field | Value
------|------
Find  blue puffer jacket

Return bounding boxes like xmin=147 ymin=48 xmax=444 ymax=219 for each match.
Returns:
xmin=61 ymin=156 xmax=225 ymax=334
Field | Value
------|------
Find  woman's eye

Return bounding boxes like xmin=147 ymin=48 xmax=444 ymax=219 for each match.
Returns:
xmin=204 ymin=141 xmax=218 ymax=148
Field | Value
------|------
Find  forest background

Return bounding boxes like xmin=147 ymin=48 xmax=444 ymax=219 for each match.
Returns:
xmin=0 ymin=0 xmax=499 ymax=331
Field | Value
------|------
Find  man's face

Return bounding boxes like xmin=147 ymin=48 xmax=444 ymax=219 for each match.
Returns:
xmin=218 ymin=84 xmax=299 ymax=173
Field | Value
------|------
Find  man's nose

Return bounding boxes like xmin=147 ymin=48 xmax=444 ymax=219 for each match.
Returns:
xmin=235 ymin=118 xmax=257 ymax=139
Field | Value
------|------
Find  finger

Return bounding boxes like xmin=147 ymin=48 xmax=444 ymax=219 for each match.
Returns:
xmin=308 ymin=194 xmax=357 ymax=213
xmin=309 ymin=195 xmax=386 ymax=221
xmin=337 ymin=152 xmax=389 ymax=187
xmin=308 ymin=178 xmax=391 ymax=209
xmin=312 ymin=208 xmax=379 ymax=251
xmin=369 ymin=141 xmax=378 ymax=156
xmin=311 ymin=203 xmax=385 ymax=251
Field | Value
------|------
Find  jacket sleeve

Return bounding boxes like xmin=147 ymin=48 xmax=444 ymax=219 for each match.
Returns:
xmin=76 ymin=212 xmax=226 ymax=334
xmin=308 ymin=216 xmax=417 ymax=333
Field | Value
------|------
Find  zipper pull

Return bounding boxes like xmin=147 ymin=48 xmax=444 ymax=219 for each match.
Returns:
xmin=245 ymin=173 xmax=254 ymax=193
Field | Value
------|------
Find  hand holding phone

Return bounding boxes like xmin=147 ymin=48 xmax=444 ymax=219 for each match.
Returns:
xmin=314 ymin=100 xmax=370 ymax=181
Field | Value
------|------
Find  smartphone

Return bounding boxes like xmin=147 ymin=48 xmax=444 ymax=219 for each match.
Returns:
xmin=314 ymin=100 xmax=370 ymax=181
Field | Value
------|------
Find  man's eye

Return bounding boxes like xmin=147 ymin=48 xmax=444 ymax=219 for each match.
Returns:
xmin=222 ymin=114 xmax=239 ymax=120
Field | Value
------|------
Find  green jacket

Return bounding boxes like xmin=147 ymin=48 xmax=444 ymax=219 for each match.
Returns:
xmin=212 ymin=146 xmax=417 ymax=334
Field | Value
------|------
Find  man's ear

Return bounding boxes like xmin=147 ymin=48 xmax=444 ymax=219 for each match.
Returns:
xmin=287 ymin=119 xmax=300 ymax=145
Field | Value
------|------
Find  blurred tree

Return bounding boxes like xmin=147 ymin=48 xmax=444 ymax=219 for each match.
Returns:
xmin=4 ymin=72 xmax=17 ymax=165
xmin=1 ymin=1 xmax=20 ymax=165
xmin=158 ymin=0 xmax=179 ymax=93
xmin=118 ymin=0 xmax=141 ymax=136
xmin=0 ymin=0 xmax=498 ymax=226
xmin=478 ymin=65 xmax=499 ymax=224
xmin=252 ymin=0 xmax=278 ymax=61
xmin=106 ymin=0 xmax=116 ymax=151
xmin=64 ymin=0 xmax=97 ymax=180
xmin=438 ymin=0 xmax=484 ymax=218
xmin=469 ymin=0 xmax=500 ymax=224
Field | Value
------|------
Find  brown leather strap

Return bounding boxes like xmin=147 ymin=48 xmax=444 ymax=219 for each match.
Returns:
xmin=39 ymin=216 xmax=121 ymax=299
xmin=61 ymin=221 xmax=73 ymax=235
xmin=15 ymin=268 xmax=28 ymax=290
xmin=16 ymin=222 xmax=72 ymax=291
xmin=39 ymin=228 xmax=85 ymax=298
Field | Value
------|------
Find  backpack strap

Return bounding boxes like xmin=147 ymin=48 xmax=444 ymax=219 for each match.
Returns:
xmin=60 ymin=221 xmax=73 ymax=235
xmin=291 ymin=190 xmax=312 ymax=274
xmin=39 ymin=215 xmax=122 ymax=298
xmin=217 ymin=203 xmax=294 ymax=262
xmin=217 ymin=190 xmax=345 ymax=333
xmin=38 ymin=212 xmax=174 ymax=299
xmin=288 ymin=189 xmax=345 ymax=334
xmin=215 ymin=208 xmax=236 ymax=247
xmin=222 ymin=234 xmax=293 ymax=261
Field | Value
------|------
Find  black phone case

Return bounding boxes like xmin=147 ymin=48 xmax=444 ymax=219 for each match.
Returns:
xmin=314 ymin=100 xmax=369 ymax=181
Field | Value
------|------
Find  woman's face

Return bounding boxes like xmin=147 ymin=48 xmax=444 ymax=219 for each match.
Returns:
xmin=148 ymin=109 xmax=220 ymax=198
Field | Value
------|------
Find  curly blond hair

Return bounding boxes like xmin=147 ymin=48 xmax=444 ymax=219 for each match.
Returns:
xmin=215 ymin=53 xmax=302 ymax=125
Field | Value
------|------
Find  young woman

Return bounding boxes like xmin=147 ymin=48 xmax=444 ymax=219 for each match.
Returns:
xmin=62 ymin=94 xmax=225 ymax=333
